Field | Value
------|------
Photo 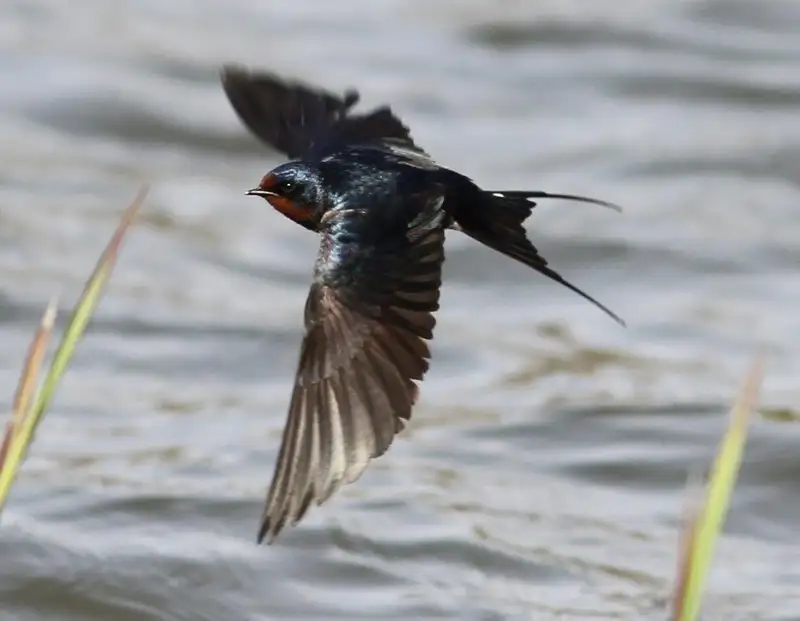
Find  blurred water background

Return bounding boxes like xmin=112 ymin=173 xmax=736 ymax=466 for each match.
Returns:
xmin=1 ymin=1 xmax=800 ymax=619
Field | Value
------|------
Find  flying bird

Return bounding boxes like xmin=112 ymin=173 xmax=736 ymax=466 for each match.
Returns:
xmin=220 ymin=65 xmax=624 ymax=543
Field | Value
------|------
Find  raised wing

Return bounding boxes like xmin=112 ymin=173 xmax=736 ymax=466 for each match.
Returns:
xmin=258 ymin=192 xmax=446 ymax=543
xmin=221 ymin=65 xmax=426 ymax=160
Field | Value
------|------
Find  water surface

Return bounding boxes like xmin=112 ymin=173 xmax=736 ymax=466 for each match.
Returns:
xmin=2 ymin=1 xmax=800 ymax=619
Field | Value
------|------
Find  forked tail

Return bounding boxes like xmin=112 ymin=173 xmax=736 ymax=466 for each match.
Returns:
xmin=454 ymin=189 xmax=626 ymax=327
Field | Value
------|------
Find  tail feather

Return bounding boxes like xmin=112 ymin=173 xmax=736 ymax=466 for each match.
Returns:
xmin=454 ymin=189 xmax=625 ymax=327
xmin=486 ymin=190 xmax=622 ymax=213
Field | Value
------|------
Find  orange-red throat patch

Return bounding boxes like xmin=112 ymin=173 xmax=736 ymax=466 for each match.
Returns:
xmin=267 ymin=195 xmax=313 ymax=224
xmin=258 ymin=172 xmax=313 ymax=224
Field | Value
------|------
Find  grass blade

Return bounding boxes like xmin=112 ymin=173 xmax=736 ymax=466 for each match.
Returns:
xmin=31 ymin=185 xmax=148 ymax=423
xmin=11 ymin=296 xmax=58 ymax=428
xmin=0 ymin=299 xmax=58 ymax=483
xmin=0 ymin=185 xmax=148 ymax=515
xmin=671 ymin=353 xmax=765 ymax=621
xmin=671 ymin=468 xmax=703 ymax=617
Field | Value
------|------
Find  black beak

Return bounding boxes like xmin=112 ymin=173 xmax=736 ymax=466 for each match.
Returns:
xmin=245 ymin=188 xmax=275 ymax=197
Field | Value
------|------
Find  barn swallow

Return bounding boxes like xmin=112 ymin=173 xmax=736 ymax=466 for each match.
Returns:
xmin=221 ymin=65 xmax=624 ymax=544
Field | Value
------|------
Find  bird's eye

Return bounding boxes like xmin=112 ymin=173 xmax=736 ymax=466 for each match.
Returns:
xmin=280 ymin=180 xmax=296 ymax=194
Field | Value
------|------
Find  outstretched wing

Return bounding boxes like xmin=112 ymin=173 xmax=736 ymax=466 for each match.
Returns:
xmin=220 ymin=65 xmax=426 ymax=160
xmin=258 ymin=191 xmax=447 ymax=543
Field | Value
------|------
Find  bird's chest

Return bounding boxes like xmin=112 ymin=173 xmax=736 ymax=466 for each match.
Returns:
xmin=313 ymin=209 xmax=406 ymax=294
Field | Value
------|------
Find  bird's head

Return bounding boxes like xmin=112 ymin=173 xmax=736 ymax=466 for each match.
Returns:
xmin=246 ymin=163 xmax=322 ymax=231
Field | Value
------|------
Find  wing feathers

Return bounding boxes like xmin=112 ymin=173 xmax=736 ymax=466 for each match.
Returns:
xmin=258 ymin=209 xmax=445 ymax=543
xmin=221 ymin=65 xmax=424 ymax=160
